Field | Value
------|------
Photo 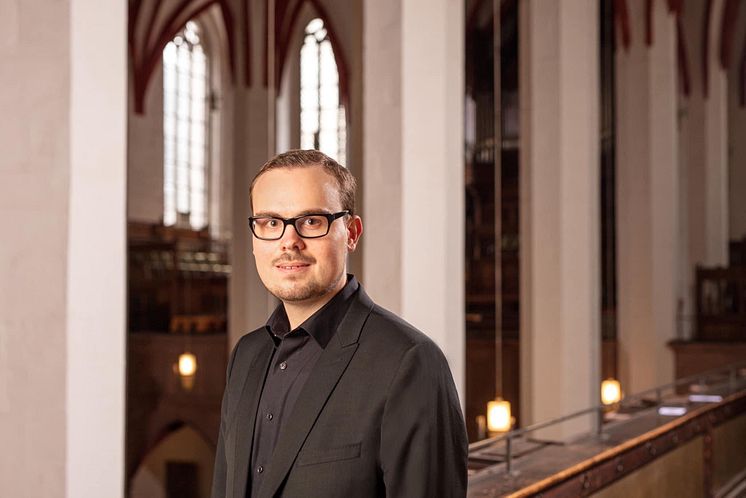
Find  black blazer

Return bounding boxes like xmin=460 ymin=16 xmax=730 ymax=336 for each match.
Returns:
xmin=211 ymin=286 xmax=468 ymax=498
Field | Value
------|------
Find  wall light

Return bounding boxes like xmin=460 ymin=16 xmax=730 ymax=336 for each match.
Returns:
xmin=178 ymin=352 xmax=197 ymax=376
xmin=601 ymin=378 xmax=622 ymax=406
xmin=177 ymin=352 xmax=197 ymax=390
xmin=487 ymin=398 xmax=512 ymax=433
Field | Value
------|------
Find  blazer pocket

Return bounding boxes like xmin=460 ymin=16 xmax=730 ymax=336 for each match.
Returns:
xmin=296 ymin=442 xmax=362 ymax=467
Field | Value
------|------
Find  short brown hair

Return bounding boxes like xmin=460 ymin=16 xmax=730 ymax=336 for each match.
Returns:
xmin=250 ymin=149 xmax=357 ymax=215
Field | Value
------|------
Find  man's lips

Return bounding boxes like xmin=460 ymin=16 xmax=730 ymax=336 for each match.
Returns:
xmin=274 ymin=260 xmax=313 ymax=272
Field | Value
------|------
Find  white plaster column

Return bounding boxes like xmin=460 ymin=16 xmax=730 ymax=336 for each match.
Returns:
xmin=363 ymin=0 xmax=465 ymax=398
xmin=0 ymin=2 xmax=71 ymax=494
xmin=616 ymin=0 xmax=678 ymax=394
xmin=227 ymin=0 xmax=276 ymax=349
xmin=703 ymin=1 xmax=730 ymax=265
xmin=681 ymin=0 xmax=729 ymax=269
xmin=678 ymin=0 xmax=731 ymax=341
xmin=229 ymin=86 xmax=277 ymax=349
xmin=0 ymin=0 xmax=127 ymax=496
xmin=67 ymin=0 xmax=127 ymax=495
xmin=518 ymin=0 xmax=600 ymax=436
xmin=728 ymin=4 xmax=746 ymax=241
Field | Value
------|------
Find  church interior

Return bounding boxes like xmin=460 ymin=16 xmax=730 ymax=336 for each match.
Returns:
xmin=2 ymin=0 xmax=746 ymax=496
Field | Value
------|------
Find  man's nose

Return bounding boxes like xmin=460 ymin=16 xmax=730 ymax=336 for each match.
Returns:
xmin=280 ymin=223 xmax=305 ymax=251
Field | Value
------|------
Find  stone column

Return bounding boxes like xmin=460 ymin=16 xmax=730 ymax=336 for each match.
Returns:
xmin=363 ymin=0 xmax=465 ymax=397
xmin=680 ymin=0 xmax=729 ymax=276
xmin=678 ymin=0 xmax=731 ymax=340
xmin=727 ymin=3 xmax=746 ymax=241
xmin=616 ymin=0 xmax=679 ymax=394
xmin=66 ymin=0 xmax=128 ymax=495
xmin=518 ymin=0 xmax=600 ymax=436
xmin=702 ymin=0 xmax=729 ymax=264
xmin=228 ymin=0 xmax=276 ymax=349
xmin=0 ymin=0 xmax=127 ymax=496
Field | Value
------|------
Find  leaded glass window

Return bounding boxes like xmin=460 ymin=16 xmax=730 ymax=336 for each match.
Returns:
xmin=163 ymin=21 xmax=209 ymax=230
xmin=300 ymin=18 xmax=346 ymax=163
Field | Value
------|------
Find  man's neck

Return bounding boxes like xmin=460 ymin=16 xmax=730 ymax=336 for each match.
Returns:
xmin=283 ymin=276 xmax=347 ymax=330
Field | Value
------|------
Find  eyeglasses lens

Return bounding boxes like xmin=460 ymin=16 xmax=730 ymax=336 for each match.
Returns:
xmin=252 ymin=215 xmax=330 ymax=240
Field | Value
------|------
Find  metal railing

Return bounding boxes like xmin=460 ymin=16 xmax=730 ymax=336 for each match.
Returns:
xmin=468 ymin=361 xmax=746 ymax=474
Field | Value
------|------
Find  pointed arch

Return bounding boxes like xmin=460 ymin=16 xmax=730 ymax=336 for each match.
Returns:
xmin=126 ymin=419 xmax=217 ymax=494
xmin=128 ymin=417 xmax=218 ymax=483
xmin=129 ymin=0 xmax=237 ymax=114
xmin=267 ymin=0 xmax=350 ymax=109
xmin=719 ymin=0 xmax=741 ymax=70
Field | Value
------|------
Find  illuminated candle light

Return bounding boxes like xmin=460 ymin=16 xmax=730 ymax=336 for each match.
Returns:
xmin=601 ymin=378 xmax=622 ymax=406
xmin=487 ymin=398 xmax=512 ymax=433
xmin=178 ymin=352 xmax=197 ymax=377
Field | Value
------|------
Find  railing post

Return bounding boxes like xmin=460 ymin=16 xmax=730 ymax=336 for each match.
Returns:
xmin=505 ymin=434 xmax=512 ymax=474
xmin=729 ymin=367 xmax=737 ymax=395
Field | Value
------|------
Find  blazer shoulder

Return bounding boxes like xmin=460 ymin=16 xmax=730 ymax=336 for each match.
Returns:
xmin=225 ymin=326 xmax=271 ymax=377
xmin=363 ymin=303 xmax=447 ymax=362
xmin=240 ymin=324 xmax=273 ymax=345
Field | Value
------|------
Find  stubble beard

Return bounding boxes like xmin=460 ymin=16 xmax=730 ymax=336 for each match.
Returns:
xmin=269 ymin=269 xmax=345 ymax=303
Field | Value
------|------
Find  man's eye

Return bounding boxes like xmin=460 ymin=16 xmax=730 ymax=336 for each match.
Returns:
xmin=256 ymin=218 xmax=279 ymax=229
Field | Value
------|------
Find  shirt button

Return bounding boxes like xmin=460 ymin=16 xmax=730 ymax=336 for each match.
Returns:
xmin=257 ymin=465 xmax=264 ymax=474
xmin=279 ymin=361 xmax=287 ymax=370
xmin=266 ymin=413 xmax=273 ymax=421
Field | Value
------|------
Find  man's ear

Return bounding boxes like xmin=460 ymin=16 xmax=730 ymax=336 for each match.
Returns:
xmin=346 ymin=215 xmax=363 ymax=252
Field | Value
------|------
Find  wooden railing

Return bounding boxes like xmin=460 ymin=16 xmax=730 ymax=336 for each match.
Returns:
xmin=467 ymin=362 xmax=746 ymax=497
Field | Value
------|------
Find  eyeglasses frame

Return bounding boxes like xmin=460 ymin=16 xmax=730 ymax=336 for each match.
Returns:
xmin=248 ymin=210 xmax=350 ymax=240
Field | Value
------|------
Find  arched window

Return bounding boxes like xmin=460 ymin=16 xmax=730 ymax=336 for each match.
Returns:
xmin=300 ymin=18 xmax=346 ymax=163
xmin=163 ymin=21 xmax=209 ymax=230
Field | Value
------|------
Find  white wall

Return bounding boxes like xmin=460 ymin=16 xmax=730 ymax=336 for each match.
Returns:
xmin=128 ymin=66 xmax=164 ymax=224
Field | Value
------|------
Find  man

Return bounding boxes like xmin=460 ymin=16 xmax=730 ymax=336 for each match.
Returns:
xmin=211 ymin=150 xmax=467 ymax=498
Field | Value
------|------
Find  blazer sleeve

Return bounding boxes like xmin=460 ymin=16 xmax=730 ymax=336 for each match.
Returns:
xmin=211 ymin=339 xmax=242 ymax=498
xmin=379 ymin=340 xmax=468 ymax=498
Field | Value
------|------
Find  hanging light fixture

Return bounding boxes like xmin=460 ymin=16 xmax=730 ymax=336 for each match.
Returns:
xmin=601 ymin=378 xmax=622 ymax=406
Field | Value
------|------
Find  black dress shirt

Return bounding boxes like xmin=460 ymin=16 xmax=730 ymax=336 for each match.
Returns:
xmin=248 ymin=275 xmax=359 ymax=497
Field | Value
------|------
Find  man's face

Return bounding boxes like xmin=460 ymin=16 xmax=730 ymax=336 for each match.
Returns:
xmin=251 ymin=165 xmax=362 ymax=305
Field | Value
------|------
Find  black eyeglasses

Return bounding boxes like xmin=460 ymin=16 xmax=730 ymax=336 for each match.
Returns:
xmin=249 ymin=211 xmax=349 ymax=240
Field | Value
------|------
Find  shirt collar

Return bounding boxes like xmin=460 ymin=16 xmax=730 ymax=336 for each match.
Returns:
xmin=265 ymin=274 xmax=359 ymax=349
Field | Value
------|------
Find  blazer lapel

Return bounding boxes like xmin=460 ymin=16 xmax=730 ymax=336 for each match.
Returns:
xmin=257 ymin=289 xmax=375 ymax=498
xmin=230 ymin=336 xmax=274 ymax=498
